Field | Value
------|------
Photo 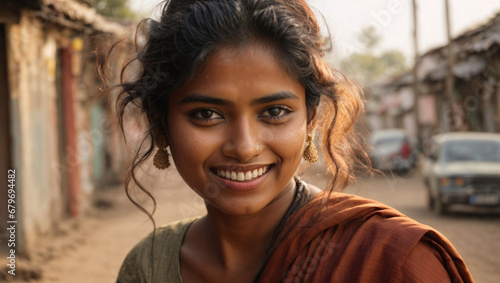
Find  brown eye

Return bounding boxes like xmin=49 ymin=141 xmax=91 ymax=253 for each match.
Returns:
xmin=200 ymin=110 xmax=214 ymax=119
xmin=268 ymin=107 xmax=282 ymax=117
xmin=189 ymin=108 xmax=224 ymax=124
xmin=259 ymin=106 xmax=293 ymax=123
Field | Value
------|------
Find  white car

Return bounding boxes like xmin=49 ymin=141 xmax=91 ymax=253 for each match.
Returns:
xmin=421 ymin=132 xmax=500 ymax=214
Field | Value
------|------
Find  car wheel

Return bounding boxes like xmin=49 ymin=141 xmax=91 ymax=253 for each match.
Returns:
xmin=395 ymin=159 xmax=415 ymax=177
xmin=433 ymin=195 xmax=448 ymax=215
xmin=424 ymin=179 xmax=431 ymax=191
xmin=395 ymin=164 xmax=410 ymax=177
xmin=427 ymin=192 xmax=434 ymax=210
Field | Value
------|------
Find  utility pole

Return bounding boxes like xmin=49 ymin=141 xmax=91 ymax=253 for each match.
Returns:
xmin=412 ymin=0 xmax=421 ymax=145
xmin=444 ymin=0 xmax=456 ymax=131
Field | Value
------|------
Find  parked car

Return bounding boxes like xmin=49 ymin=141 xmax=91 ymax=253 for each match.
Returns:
xmin=421 ymin=132 xmax=500 ymax=214
xmin=369 ymin=129 xmax=416 ymax=173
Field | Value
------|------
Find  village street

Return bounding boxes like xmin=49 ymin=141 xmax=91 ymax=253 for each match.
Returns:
xmin=8 ymin=168 xmax=499 ymax=283
xmin=2 ymin=1 xmax=500 ymax=283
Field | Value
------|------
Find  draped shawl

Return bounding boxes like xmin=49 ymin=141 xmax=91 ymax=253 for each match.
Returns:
xmin=258 ymin=192 xmax=474 ymax=283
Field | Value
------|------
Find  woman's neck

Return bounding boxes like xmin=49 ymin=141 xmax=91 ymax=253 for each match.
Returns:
xmin=181 ymin=178 xmax=297 ymax=282
xmin=205 ymin=178 xmax=297 ymax=267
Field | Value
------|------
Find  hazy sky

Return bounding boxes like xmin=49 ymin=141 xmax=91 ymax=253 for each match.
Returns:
xmin=129 ymin=0 xmax=500 ymax=62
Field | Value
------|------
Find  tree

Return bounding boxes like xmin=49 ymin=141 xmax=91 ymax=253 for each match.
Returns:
xmin=380 ymin=50 xmax=407 ymax=77
xmin=340 ymin=27 xmax=407 ymax=84
xmin=91 ymin=0 xmax=137 ymax=19
xmin=357 ymin=26 xmax=380 ymax=50
xmin=342 ymin=53 xmax=385 ymax=83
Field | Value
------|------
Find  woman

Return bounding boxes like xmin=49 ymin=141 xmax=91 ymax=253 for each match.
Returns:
xmin=113 ymin=0 xmax=473 ymax=282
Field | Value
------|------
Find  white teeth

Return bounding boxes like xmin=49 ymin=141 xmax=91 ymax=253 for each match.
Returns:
xmin=237 ymin=172 xmax=245 ymax=181
xmin=215 ymin=166 xmax=270 ymax=182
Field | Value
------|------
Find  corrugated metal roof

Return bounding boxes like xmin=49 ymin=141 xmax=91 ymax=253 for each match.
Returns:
xmin=420 ymin=12 xmax=500 ymax=81
xmin=385 ymin=11 xmax=500 ymax=87
xmin=453 ymin=55 xmax=487 ymax=80
xmin=37 ymin=0 xmax=131 ymax=36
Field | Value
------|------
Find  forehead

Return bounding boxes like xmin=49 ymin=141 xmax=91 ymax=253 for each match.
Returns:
xmin=170 ymin=43 xmax=304 ymax=103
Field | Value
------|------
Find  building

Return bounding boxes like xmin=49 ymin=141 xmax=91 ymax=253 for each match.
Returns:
xmin=372 ymin=11 xmax=500 ymax=145
xmin=0 ymin=0 xmax=132 ymax=258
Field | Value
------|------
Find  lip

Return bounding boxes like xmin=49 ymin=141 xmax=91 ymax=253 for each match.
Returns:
xmin=211 ymin=165 xmax=273 ymax=192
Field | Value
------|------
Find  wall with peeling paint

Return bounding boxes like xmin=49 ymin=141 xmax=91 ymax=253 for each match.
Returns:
xmin=1 ymin=1 xmax=131 ymax=255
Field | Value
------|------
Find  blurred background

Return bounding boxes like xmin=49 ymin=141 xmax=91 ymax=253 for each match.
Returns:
xmin=1 ymin=0 xmax=499 ymax=282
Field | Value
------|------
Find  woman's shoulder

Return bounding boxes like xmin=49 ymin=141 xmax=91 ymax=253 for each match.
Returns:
xmin=117 ymin=217 xmax=197 ymax=283
xmin=259 ymin=191 xmax=473 ymax=282
xmin=156 ymin=218 xmax=198 ymax=238
xmin=321 ymin=194 xmax=472 ymax=282
xmin=301 ymin=191 xmax=431 ymax=241
xmin=308 ymin=191 xmax=443 ymax=257
xmin=129 ymin=217 xmax=197 ymax=255
xmin=302 ymin=190 xmax=414 ymax=226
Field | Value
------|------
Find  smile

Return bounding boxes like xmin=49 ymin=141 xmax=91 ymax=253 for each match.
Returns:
xmin=213 ymin=165 xmax=271 ymax=182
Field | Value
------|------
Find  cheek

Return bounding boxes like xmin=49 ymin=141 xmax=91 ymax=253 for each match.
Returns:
xmin=269 ymin=124 xmax=307 ymax=165
xmin=167 ymin=119 xmax=219 ymax=176
xmin=170 ymin=131 xmax=214 ymax=160
xmin=167 ymin=127 xmax=219 ymax=195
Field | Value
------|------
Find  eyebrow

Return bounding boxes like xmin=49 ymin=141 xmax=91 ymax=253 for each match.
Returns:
xmin=180 ymin=94 xmax=231 ymax=106
xmin=179 ymin=91 xmax=299 ymax=106
xmin=250 ymin=91 xmax=299 ymax=106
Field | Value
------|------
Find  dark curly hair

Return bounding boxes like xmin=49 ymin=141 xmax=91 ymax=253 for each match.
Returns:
xmin=106 ymin=0 xmax=368 ymax=280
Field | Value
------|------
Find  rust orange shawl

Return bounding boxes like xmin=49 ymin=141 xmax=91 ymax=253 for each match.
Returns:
xmin=259 ymin=192 xmax=474 ymax=283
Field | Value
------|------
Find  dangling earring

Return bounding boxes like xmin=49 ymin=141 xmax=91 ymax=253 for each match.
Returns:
xmin=153 ymin=147 xmax=170 ymax=170
xmin=303 ymin=134 xmax=318 ymax=163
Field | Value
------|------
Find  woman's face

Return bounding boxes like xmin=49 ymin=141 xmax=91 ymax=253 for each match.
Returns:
xmin=166 ymin=43 xmax=310 ymax=216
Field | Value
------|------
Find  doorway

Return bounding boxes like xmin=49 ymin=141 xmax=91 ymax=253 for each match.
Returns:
xmin=0 ymin=23 xmax=13 ymax=251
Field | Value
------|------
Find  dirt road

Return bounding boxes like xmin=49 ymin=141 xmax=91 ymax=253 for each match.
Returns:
xmin=5 ymin=170 xmax=206 ymax=283
xmin=8 ymin=169 xmax=499 ymax=282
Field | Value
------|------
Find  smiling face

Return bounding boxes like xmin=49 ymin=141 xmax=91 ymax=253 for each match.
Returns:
xmin=166 ymin=43 xmax=311 ymax=216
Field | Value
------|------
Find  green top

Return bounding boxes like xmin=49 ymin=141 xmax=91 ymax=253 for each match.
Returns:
xmin=117 ymin=218 xmax=197 ymax=283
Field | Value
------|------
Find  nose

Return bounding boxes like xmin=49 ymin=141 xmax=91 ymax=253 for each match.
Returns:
xmin=221 ymin=117 xmax=261 ymax=162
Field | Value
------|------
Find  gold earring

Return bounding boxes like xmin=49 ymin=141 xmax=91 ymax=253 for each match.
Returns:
xmin=153 ymin=147 xmax=170 ymax=170
xmin=303 ymin=134 xmax=318 ymax=163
